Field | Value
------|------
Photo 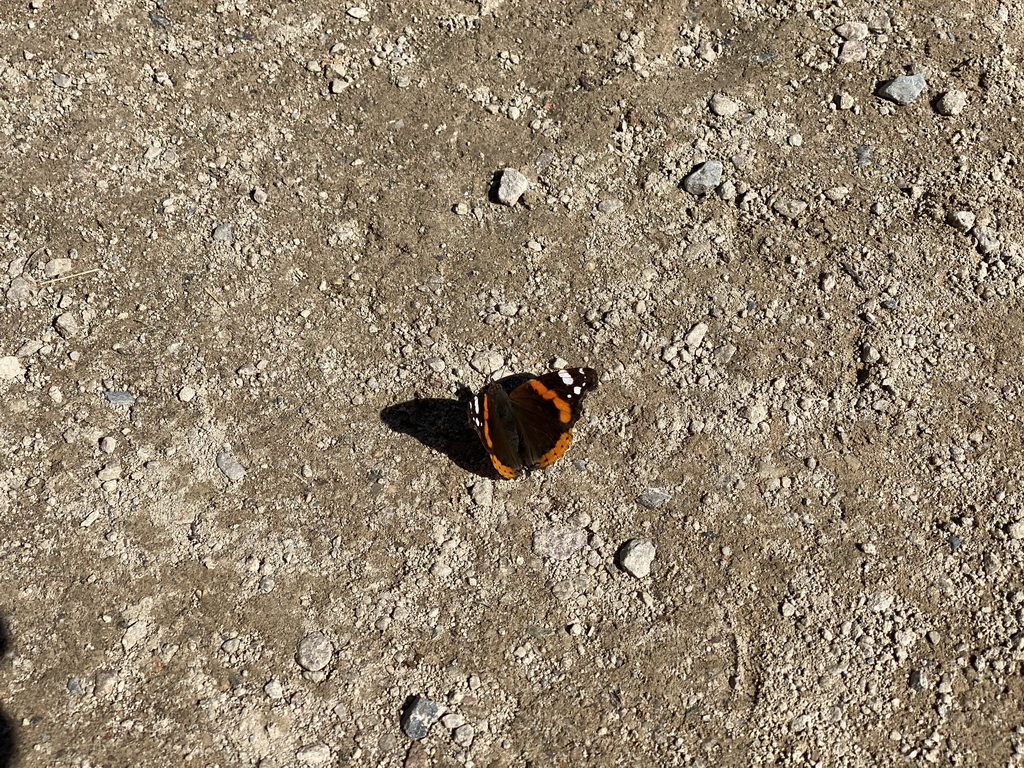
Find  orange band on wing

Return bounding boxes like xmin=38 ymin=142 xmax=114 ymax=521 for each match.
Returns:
xmin=537 ymin=431 xmax=573 ymax=467
xmin=490 ymin=455 xmax=519 ymax=479
xmin=525 ymin=381 xmax=572 ymax=423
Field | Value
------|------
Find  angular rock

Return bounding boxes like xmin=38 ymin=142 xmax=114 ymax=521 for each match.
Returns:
xmin=935 ymin=90 xmax=967 ymax=116
xmin=637 ymin=488 xmax=671 ymax=509
xmin=296 ymin=631 xmax=333 ymax=672
xmin=533 ymin=526 xmax=586 ymax=561
xmin=617 ymin=538 xmax=656 ymax=578
xmin=876 ymin=74 xmax=926 ymax=105
xmin=401 ymin=695 xmax=444 ymax=740
xmin=497 ymin=168 xmax=529 ymax=206
xmin=682 ymin=161 xmax=723 ymax=196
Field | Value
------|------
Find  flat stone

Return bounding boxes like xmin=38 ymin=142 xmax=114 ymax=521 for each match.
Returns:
xmin=835 ymin=21 xmax=869 ymax=40
xmin=497 ymin=168 xmax=529 ymax=205
xmin=876 ymin=74 xmax=926 ymax=105
xmin=618 ymin=538 xmax=656 ymax=578
xmin=637 ymin=488 xmax=671 ymax=509
xmin=44 ymin=258 xmax=74 ymax=278
xmin=212 ymin=223 xmax=233 ymax=242
xmin=104 ymin=391 xmax=136 ymax=406
xmin=296 ymin=743 xmax=332 ymax=764
xmin=469 ymin=479 xmax=492 ymax=507
xmin=837 ymin=40 xmax=867 ymax=64
xmin=6 ymin=276 xmax=37 ymax=302
xmin=216 ymin=451 xmax=246 ymax=482
xmin=682 ymin=161 xmax=723 ymax=196
xmin=684 ymin=322 xmax=708 ymax=350
xmin=533 ymin=526 xmax=586 ymax=561
xmin=401 ymin=695 xmax=444 ymax=740
xmin=597 ymin=198 xmax=623 ymax=213
xmin=470 ymin=350 xmax=503 ymax=375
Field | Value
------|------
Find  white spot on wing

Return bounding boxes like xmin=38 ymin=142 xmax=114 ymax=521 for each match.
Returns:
xmin=573 ymin=386 xmax=582 ymax=395
xmin=558 ymin=370 xmax=574 ymax=385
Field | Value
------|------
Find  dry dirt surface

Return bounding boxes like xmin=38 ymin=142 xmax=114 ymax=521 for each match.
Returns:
xmin=2 ymin=0 xmax=1024 ymax=765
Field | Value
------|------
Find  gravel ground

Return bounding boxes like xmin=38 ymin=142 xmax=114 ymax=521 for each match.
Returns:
xmin=2 ymin=1 xmax=1024 ymax=766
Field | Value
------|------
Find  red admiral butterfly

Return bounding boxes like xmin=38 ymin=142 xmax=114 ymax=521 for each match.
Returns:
xmin=468 ymin=367 xmax=599 ymax=479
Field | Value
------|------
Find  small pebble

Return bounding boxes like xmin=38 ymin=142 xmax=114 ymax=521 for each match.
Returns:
xmin=836 ymin=92 xmax=855 ymax=110
xmin=453 ymin=724 xmax=474 ymax=747
xmin=401 ymin=695 xmax=444 ymax=740
xmin=637 ymin=488 xmax=671 ymax=509
xmin=296 ymin=631 xmax=333 ymax=672
xmin=618 ymin=538 xmax=656 ymax=578
xmin=99 ymin=436 xmax=117 ymax=453
xmin=55 ymin=312 xmax=82 ymax=338
xmin=868 ymin=13 xmax=892 ymax=33
xmin=909 ymin=669 xmax=929 ymax=691
xmin=216 ymin=451 xmax=246 ymax=482
xmin=67 ymin=677 xmax=83 ymax=694
xmin=6 ymin=276 xmax=37 ymax=302
xmin=264 ymin=679 xmax=284 ymax=699
xmin=597 ymin=198 xmax=623 ymax=213
xmin=212 ymin=223 xmax=233 ymax=242
xmin=972 ymin=225 xmax=1000 ymax=255
xmin=945 ymin=210 xmax=975 ymax=232
xmin=708 ymin=93 xmax=738 ymax=117
xmin=835 ymin=21 xmax=869 ymax=40
xmin=252 ymin=187 xmax=268 ymax=204
xmin=53 ymin=73 xmax=72 ymax=88
xmin=497 ymin=168 xmax=529 ymax=206
xmin=104 ymin=391 xmax=136 ymax=406
xmin=682 ymin=161 xmax=723 ymax=196
xmin=296 ymin=743 xmax=332 ymax=764
xmin=837 ymin=40 xmax=866 ymax=64
xmin=0 ymin=356 xmax=26 ymax=381
xmin=935 ymin=90 xmax=967 ymax=116
xmin=178 ymin=385 xmax=196 ymax=402
xmin=44 ymin=258 xmax=73 ymax=278
xmin=684 ymin=322 xmax=708 ymax=350
xmin=876 ymin=74 xmax=926 ymax=105
xmin=533 ymin=526 xmax=586 ymax=561
xmin=773 ymin=198 xmax=808 ymax=219
xmin=470 ymin=350 xmax=504 ymax=375
xmin=347 ymin=6 xmax=368 ymax=18
xmin=1007 ymin=520 xmax=1024 ymax=540
xmin=469 ymin=479 xmax=493 ymax=507
xmin=743 ymin=403 xmax=769 ymax=425
xmin=861 ymin=343 xmax=881 ymax=364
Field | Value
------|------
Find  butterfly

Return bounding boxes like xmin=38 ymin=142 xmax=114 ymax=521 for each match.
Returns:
xmin=467 ymin=367 xmax=599 ymax=479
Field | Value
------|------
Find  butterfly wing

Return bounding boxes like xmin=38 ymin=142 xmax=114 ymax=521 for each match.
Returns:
xmin=508 ymin=368 xmax=598 ymax=469
xmin=468 ymin=382 xmax=524 ymax=479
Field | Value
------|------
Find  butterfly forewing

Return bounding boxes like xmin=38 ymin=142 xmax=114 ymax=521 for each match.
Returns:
xmin=508 ymin=368 xmax=598 ymax=469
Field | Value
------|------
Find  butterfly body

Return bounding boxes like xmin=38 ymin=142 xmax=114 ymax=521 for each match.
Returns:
xmin=468 ymin=367 xmax=598 ymax=479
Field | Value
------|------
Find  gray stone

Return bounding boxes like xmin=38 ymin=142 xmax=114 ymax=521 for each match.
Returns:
xmin=401 ymin=695 xmax=444 ymax=740
xmin=773 ymin=198 xmax=808 ymax=219
xmin=618 ymin=538 xmax=656 ymax=578
xmin=296 ymin=631 xmax=333 ymax=672
xmin=936 ymin=90 xmax=967 ymax=116
xmin=1008 ymin=520 xmax=1024 ymax=540
xmin=497 ymin=168 xmax=529 ymax=205
xmin=597 ymin=198 xmax=623 ymax=213
xmin=6 ymin=276 xmax=37 ymax=302
xmin=104 ymin=391 xmax=136 ymax=406
xmin=216 ymin=451 xmax=246 ymax=482
xmin=971 ymin=225 xmax=1000 ymax=255
xmin=684 ymin=322 xmax=708 ymax=350
xmin=637 ymin=488 xmax=671 ymax=509
xmin=868 ymin=13 xmax=892 ymax=33
xmin=44 ymin=258 xmax=74 ymax=278
xmin=533 ymin=526 xmax=586 ymax=561
xmin=876 ymin=74 xmax=926 ymax=105
xmin=909 ymin=669 xmax=929 ymax=691
xmin=212 ymin=223 xmax=233 ymax=242
xmin=682 ymin=161 xmax=723 ymax=196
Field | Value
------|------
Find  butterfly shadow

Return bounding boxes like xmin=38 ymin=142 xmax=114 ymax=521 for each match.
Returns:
xmin=0 ymin=615 xmax=15 ymax=768
xmin=380 ymin=388 xmax=492 ymax=478
xmin=381 ymin=376 xmax=540 ymax=479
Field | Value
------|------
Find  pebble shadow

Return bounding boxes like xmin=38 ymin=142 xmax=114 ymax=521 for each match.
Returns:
xmin=0 ymin=616 xmax=15 ymax=768
xmin=380 ymin=390 xmax=493 ymax=479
